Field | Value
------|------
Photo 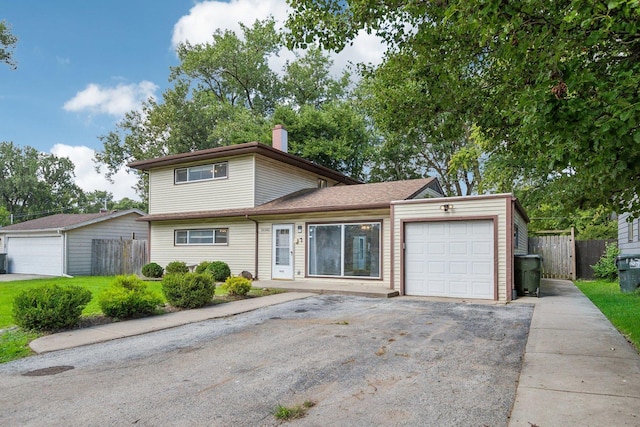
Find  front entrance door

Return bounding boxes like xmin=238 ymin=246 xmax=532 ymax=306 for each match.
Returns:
xmin=272 ymin=224 xmax=294 ymax=280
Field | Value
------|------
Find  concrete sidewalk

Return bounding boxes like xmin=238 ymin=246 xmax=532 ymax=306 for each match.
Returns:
xmin=29 ymin=292 xmax=316 ymax=354
xmin=509 ymin=279 xmax=640 ymax=426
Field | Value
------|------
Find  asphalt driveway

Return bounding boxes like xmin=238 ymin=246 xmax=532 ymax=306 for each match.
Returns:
xmin=0 ymin=295 xmax=533 ymax=426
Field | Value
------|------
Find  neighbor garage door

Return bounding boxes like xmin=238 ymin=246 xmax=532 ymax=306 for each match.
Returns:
xmin=405 ymin=220 xmax=494 ymax=299
xmin=7 ymin=236 xmax=63 ymax=275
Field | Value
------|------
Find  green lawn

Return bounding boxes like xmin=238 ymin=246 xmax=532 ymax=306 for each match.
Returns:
xmin=575 ymin=279 xmax=640 ymax=352
xmin=0 ymin=276 xmax=165 ymax=328
xmin=0 ymin=276 xmax=282 ymax=364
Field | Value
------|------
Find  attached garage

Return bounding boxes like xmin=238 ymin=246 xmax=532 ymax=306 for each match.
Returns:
xmin=404 ymin=220 xmax=495 ymax=299
xmin=392 ymin=194 xmax=529 ymax=302
xmin=6 ymin=235 xmax=63 ymax=276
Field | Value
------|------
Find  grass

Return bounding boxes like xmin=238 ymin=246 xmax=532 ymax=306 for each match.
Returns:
xmin=0 ymin=329 xmax=40 ymax=363
xmin=0 ymin=276 xmax=284 ymax=364
xmin=273 ymin=400 xmax=315 ymax=420
xmin=575 ymin=279 xmax=640 ymax=351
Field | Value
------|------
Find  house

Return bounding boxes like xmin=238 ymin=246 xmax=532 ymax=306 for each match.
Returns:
xmin=128 ymin=126 xmax=529 ymax=301
xmin=618 ymin=212 xmax=640 ymax=253
xmin=0 ymin=209 xmax=148 ymax=276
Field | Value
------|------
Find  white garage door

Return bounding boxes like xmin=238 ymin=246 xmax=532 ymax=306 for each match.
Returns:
xmin=7 ymin=236 xmax=63 ymax=275
xmin=405 ymin=220 xmax=494 ymax=299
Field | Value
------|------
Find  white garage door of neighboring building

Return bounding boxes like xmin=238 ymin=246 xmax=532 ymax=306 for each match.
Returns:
xmin=405 ymin=220 xmax=494 ymax=299
xmin=7 ymin=236 xmax=63 ymax=276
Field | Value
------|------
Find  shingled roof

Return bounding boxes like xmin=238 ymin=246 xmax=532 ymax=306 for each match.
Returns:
xmin=137 ymin=178 xmax=441 ymax=222
xmin=0 ymin=210 xmax=145 ymax=232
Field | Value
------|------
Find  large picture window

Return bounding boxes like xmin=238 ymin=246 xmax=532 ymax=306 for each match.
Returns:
xmin=175 ymin=162 xmax=228 ymax=183
xmin=175 ymin=228 xmax=228 ymax=245
xmin=308 ymin=222 xmax=381 ymax=278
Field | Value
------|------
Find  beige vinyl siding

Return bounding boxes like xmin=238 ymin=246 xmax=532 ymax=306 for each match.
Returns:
xmin=256 ymin=210 xmax=391 ymax=287
xmin=514 ymin=210 xmax=529 ymax=255
xmin=66 ymin=213 xmax=149 ymax=276
xmin=393 ymin=196 xmax=511 ymax=301
xmin=150 ymin=219 xmax=255 ymax=276
xmin=254 ymin=156 xmax=338 ymax=206
xmin=148 ymin=155 xmax=255 ymax=215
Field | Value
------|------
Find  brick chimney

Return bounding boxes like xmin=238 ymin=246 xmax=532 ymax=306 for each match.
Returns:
xmin=272 ymin=124 xmax=288 ymax=153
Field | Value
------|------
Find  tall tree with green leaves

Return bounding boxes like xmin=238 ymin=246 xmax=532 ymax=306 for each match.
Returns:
xmin=96 ymin=19 xmax=376 ymax=199
xmin=286 ymin=0 xmax=640 ymax=214
xmin=0 ymin=20 xmax=17 ymax=69
xmin=0 ymin=142 xmax=84 ymax=222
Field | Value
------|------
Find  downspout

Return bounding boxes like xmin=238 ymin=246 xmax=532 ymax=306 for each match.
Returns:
xmin=59 ymin=229 xmax=72 ymax=278
xmin=245 ymin=215 xmax=259 ymax=280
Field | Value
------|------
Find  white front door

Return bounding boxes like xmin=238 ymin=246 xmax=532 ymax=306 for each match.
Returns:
xmin=272 ymin=224 xmax=294 ymax=280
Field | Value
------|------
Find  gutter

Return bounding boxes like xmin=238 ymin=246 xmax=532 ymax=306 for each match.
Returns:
xmin=245 ymin=215 xmax=259 ymax=280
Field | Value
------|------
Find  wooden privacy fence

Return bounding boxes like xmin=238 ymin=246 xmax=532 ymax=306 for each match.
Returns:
xmin=528 ymin=233 xmax=576 ymax=280
xmin=91 ymin=239 xmax=147 ymax=276
xmin=575 ymin=239 xmax=616 ymax=280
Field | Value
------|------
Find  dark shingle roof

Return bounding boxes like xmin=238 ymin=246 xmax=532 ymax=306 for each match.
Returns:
xmin=137 ymin=178 xmax=439 ymax=222
xmin=0 ymin=210 xmax=141 ymax=232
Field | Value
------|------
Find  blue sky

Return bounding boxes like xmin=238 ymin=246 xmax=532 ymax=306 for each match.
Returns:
xmin=1 ymin=1 xmax=383 ymax=200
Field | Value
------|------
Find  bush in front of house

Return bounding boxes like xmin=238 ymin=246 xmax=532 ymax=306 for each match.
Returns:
xmin=12 ymin=285 xmax=92 ymax=331
xmin=98 ymin=275 xmax=163 ymax=319
xmin=206 ymin=261 xmax=231 ymax=282
xmin=162 ymin=273 xmax=215 ymax=309
xmin=165 ymin=261 xmax=189 ymax=275
xmin=142 ymin=262 xmax=164 ymax=278
xmin=591 ymin=242 xmax=620 ymax=281
xmin=220 ymin=276 xmax=252 ymax=297
xmin=195 ymin=261 xmax=212 ymax=274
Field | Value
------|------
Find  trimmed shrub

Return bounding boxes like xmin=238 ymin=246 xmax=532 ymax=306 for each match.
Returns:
xmin=591 ymin=242 xmax=620 ymax=281
xmin=162 ymin=273 xmax=215 ymax=309
xmin=221 ymin=276 xmax=252 ymax=297
xmin=142 ymin=262 xmax=164 ymax=278
xmin=206 ymin=261 xmax=231 ymax=282
xmin=13 ymin=285 xmax=92 ymax=331
xmin=165 ymin=261 xmax=189 ymax=274
xmin=98 ymin=275 xmax=162 ymax=319
xmin=195 ymin=261 xmax=212 ymax=274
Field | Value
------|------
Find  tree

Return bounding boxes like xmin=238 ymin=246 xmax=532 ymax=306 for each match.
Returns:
xmin=274 ymin=101 xmax=373 ymax=180
xmin=0 ymin=142 xmax=84 ymax=222
xmin=0 ymin=20 xmax=17 ymax=69
xmin=286 ymin=0 xmax=640 ymax=215
xmin=95 ymin=19 xmax=375 ymax=200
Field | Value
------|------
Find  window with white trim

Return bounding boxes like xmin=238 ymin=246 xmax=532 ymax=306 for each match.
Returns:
xmin=308 ymin=222 xmax=381 ymax=278
xmin=175 ymin=228 xmax=228 ymax=245
xmin=175 ymin=162 xmax=228 ymax=183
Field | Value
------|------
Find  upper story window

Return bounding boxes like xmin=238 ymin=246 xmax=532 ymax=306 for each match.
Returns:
xmin=175 ymin=162 xmax=228 ymax=184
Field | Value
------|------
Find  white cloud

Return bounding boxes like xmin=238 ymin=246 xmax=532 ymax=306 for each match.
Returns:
xmin=50 ymin=144 xmax=140 ymax=201
xmin=63 ymin=81 xmax=158 ymax=117
xmin=171 ymin=0 xmax=385 ymax=77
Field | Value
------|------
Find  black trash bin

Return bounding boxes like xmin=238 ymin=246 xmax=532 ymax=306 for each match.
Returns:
xmin=616 ymin=254 xmax=640 ymax=293
xmin=514 ymin=254 xmax=542 ymax=297
xmin=0 ymin=253 xmax=6 ymax=274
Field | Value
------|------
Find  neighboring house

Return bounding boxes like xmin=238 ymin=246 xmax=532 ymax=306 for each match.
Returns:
xmin=0 ymin=209 xmax=148 ymax=276
xmin=618 ymin=212 xmax=640 ymax=253
xmin=128 ymin=126 xmax=528 ymax=301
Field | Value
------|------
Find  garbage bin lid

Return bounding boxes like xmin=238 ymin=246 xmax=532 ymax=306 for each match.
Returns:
xmin=515 ymin=254 xmax=542 ymax=258
xmin=617 ymin=254 xmax=640 ymax=259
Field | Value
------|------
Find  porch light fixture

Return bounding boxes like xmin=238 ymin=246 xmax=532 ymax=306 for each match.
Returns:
xmin=440 ymin=204 xmax=454 ymax=212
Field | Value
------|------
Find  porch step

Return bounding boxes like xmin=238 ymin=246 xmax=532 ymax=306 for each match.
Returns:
xmin=254 ymin=281 xmax=399 ymax=299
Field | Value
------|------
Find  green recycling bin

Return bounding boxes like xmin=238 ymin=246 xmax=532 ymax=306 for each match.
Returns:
xmin=514 ymin=254 xmax=542 ymax=297
xmin=616 ymin=254 xmax=640 ymax=293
